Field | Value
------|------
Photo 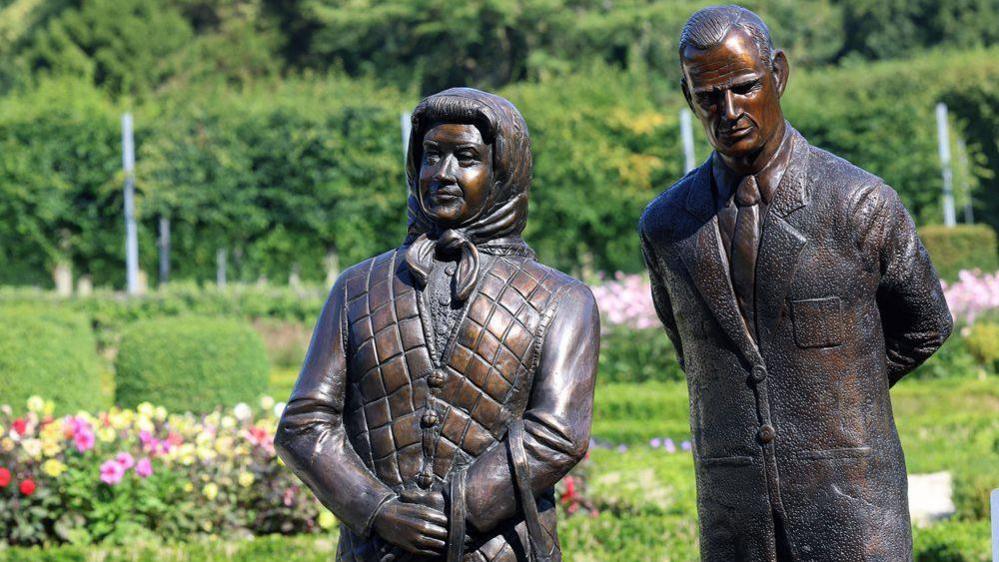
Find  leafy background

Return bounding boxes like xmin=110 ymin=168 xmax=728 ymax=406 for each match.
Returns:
xmin=0 ymin=0 xmax=997 ymax=286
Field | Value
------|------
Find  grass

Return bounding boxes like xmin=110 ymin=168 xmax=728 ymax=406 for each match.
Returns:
xmin=269 ymin=367 xmax=298 ymax=401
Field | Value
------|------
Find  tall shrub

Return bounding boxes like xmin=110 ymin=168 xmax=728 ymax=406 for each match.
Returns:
xmin=0 ymin=306 xmax=105 ymax=412
xmin=919 ymin=224 xmax=999 ymax=281
xmin=115 ymin=316 xmax=269 ymax=412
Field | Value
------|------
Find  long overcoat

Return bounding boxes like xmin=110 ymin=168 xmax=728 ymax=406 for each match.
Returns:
xmin=639 ymin=127 xmax=952 ymax=561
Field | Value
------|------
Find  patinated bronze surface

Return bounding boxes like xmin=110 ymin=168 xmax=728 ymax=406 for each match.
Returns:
xmin=276 ymin=88 xmax=599 ymax=562
xmin=639 ymin=6 xmax=953 ymax=561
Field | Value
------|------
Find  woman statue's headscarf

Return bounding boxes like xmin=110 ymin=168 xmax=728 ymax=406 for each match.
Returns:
xmin=404 ymin=87 xmax=534 ymax=302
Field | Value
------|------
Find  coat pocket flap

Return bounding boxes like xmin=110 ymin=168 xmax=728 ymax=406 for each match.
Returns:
xmin=790 ymin=296 xmax=843 ymax=348
xmin=795 ymin=446 xmax=871 ymax=461
xmin=700 ymin=455 xmax=755 ymax=467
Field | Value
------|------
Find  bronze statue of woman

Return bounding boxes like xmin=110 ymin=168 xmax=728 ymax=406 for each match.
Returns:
xmin=276 ymin=87 xmax=599 ymax=562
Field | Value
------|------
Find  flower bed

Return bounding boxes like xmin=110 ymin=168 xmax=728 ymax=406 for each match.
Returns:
xmin=592 ymin=269 xmax=999 ymax=329
xmin=0 ymin=396 xmax=332 ymax=546
xmin=0 ymin=393 xmax=697 ymax=548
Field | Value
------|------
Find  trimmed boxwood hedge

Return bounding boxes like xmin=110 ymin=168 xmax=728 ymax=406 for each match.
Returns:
xmin=600 ymin=325 xmax=684 ymax=384
xmin=965 ymin=321 xmax=999 ymax=372
xmin=115 ymin=317 xmax=269 ymax=413
xmin=919 ymin=224 xmax=999 ymax=281
xmin=0 ymin=305 xmax=105 ymax=413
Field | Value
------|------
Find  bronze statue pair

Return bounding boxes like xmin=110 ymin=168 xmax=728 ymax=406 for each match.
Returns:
xmin=276 ymin=5 xmax=951 ymax=561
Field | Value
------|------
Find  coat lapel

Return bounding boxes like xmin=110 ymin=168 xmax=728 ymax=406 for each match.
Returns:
xmin=756 ymin=130 xmax=810 ymax=351
xmin=679 ymin=163 xmax=760 ymax=366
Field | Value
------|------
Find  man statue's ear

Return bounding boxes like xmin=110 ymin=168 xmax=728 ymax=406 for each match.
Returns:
xmin=772 ymin=50 xmax=789 ymax=97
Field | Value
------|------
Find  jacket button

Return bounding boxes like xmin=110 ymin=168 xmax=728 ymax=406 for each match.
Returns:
xmin=421 ymin=412 xmax=440 ymax=428
xmin=758 ymin=424 xmax=776 ymax=444
xmin=427 ymin=370 xmax=446 ymax=388
xmin=416 ymin=471 xmax=434 ymax=489
xmin=751 ymin=364 xmax=768 ymax=383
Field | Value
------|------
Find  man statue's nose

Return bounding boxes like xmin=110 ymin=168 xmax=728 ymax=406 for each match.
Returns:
xmin=722 ymin=90 xmax=740 ymax=122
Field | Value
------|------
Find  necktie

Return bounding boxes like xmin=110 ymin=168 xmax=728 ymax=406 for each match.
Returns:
xmin=731 ymin=175 xmax=761 ymax=339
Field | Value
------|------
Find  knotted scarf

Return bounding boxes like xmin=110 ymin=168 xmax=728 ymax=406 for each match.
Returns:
xmin=403 ymin=88 xmax=534 ymax=302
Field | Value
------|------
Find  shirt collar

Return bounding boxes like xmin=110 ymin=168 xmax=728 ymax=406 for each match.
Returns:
xmin=712 ymin=124 xmax=794 ymax=206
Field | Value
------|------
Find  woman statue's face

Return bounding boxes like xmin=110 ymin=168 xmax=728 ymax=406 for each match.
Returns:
xmin=418 ymin=123 xmax=493 ymax=226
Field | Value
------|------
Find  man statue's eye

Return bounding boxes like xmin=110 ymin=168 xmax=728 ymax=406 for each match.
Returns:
xmin=732 ymin=81 xmax=759 ymax=95
xmin=457 ymin=150 xmax=477 ymax=162
xmin=425 ymin=151 xmax=440 ymax=164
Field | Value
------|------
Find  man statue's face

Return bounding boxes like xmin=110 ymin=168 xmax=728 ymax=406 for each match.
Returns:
xmin=419 ymin=123 xmax=494 ymax=226
xmin=681 ymin=28 xmax=788 ymax=166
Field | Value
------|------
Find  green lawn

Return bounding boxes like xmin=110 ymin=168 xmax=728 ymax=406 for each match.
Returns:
xmin=269 ymin=367 xmax=298 ymax=402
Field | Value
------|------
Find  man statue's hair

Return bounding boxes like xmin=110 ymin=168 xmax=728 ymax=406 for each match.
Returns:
xmin=679 ymin=5 xmax=775 ymax=66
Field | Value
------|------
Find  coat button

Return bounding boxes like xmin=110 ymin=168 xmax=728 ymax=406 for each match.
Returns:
xmin=421 ymin=411 xmax=440 ymax=428
xmin=758 ymin=424 xmax=776 ymax=444
xmin=416 ymin=471 xmax=434 ymax=489
xmin=751 ymin=364 xmax=768 ymax=383
xmin=427 ymin=370 xmax=446 ymax=388
xmin=445 ymin=263 xmax=457 ymax=275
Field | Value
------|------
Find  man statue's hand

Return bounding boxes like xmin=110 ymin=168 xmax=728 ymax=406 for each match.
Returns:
xmin=373 ymin=497 xmax=448 ymax=557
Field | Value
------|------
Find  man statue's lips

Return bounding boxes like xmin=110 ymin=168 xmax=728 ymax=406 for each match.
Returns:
xmin=719 ymin=126 xmax=752 ymax=139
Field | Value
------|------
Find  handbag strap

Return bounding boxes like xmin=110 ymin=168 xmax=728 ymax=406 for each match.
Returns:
xmin=508 ymin=420 xmax=555 ymax=562
xmin=446 ymin=468 xmax=468 ymax=562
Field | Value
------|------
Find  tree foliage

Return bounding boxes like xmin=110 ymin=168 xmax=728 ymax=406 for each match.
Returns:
xmin=0 ymin=1 xmax=997 ymax=286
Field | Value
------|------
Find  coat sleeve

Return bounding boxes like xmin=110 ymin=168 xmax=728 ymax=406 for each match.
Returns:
xmin=853 ymin=183 xmax=953 ymax=385
xmin=274 ymin=276 xmax=396 ymax=537
xmin=462 ymin=282 xmax=599 ymax=533
xmin=641 ymin=230 xmax=685 ymax=371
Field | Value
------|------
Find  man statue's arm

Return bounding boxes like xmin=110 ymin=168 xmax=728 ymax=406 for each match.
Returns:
xmin=274 ymin=277 xmax=396 ymax=537
xmin=854 ymin=183 xmax=954 ymax=386
xmin=641 ymin=232 xmax=685 ymax=371
xmin=461 ymin=283 xmax=599 ymax=533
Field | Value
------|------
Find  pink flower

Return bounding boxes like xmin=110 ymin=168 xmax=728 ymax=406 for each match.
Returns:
xmin=135 ymin=458 xmax=153 ymax=479
xmin=115 ymin=452 xmax=135 ymax=470
xmin=591 ymin=273 xmax=659 ymax=329
xmin=100 ymin=459 xmax=126 ymax=485
xmin=74 ymin=428 xmax=95 ymax=453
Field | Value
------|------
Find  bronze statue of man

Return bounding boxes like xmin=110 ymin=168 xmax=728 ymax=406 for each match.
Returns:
xmin=276 ymin=88 xmax=599 ymax=562
xmin=639 ymin=6 xmax=952 ymax=560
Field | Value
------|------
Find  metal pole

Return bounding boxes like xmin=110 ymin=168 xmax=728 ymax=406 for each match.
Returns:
xmin=216 ymin=248 xmax=227 ymax=288
xmin=957 ymin=137 xmax=974 ymax=224
xmin=122 ymin=113 xmax=139 ymax=294
xmin=401 ymin=112 xmax=412 ymax=161
xmin=158 ymin=216 xmax=170 ymax=285
xmin=680 ymin=108 xmax=696 ymax=173
xmin=935 ymin=103 xmax=957 ymax=227
xmin=992 ymin=489 xmax=998 ymax=562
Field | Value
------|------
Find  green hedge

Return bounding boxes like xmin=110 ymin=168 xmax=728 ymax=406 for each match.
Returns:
xmin=919 ymin=224 xmax=999 ymax=281
xmin=913 ymin=520 xmax=992 ymax=562
xmin=965 ymin=322 xmax=999 ymax=372
xmin=115 ymin=317 xmax=269 ymax=413
xmin=599 ymin=325 xmax=684 ymax=384
xmin=5 ymin=48 xmax=999 ymax=287
xmin=0 ymin=284 xmax=326 ymax=352
xmin=0 ymin=306 xmax=105 ymax=413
